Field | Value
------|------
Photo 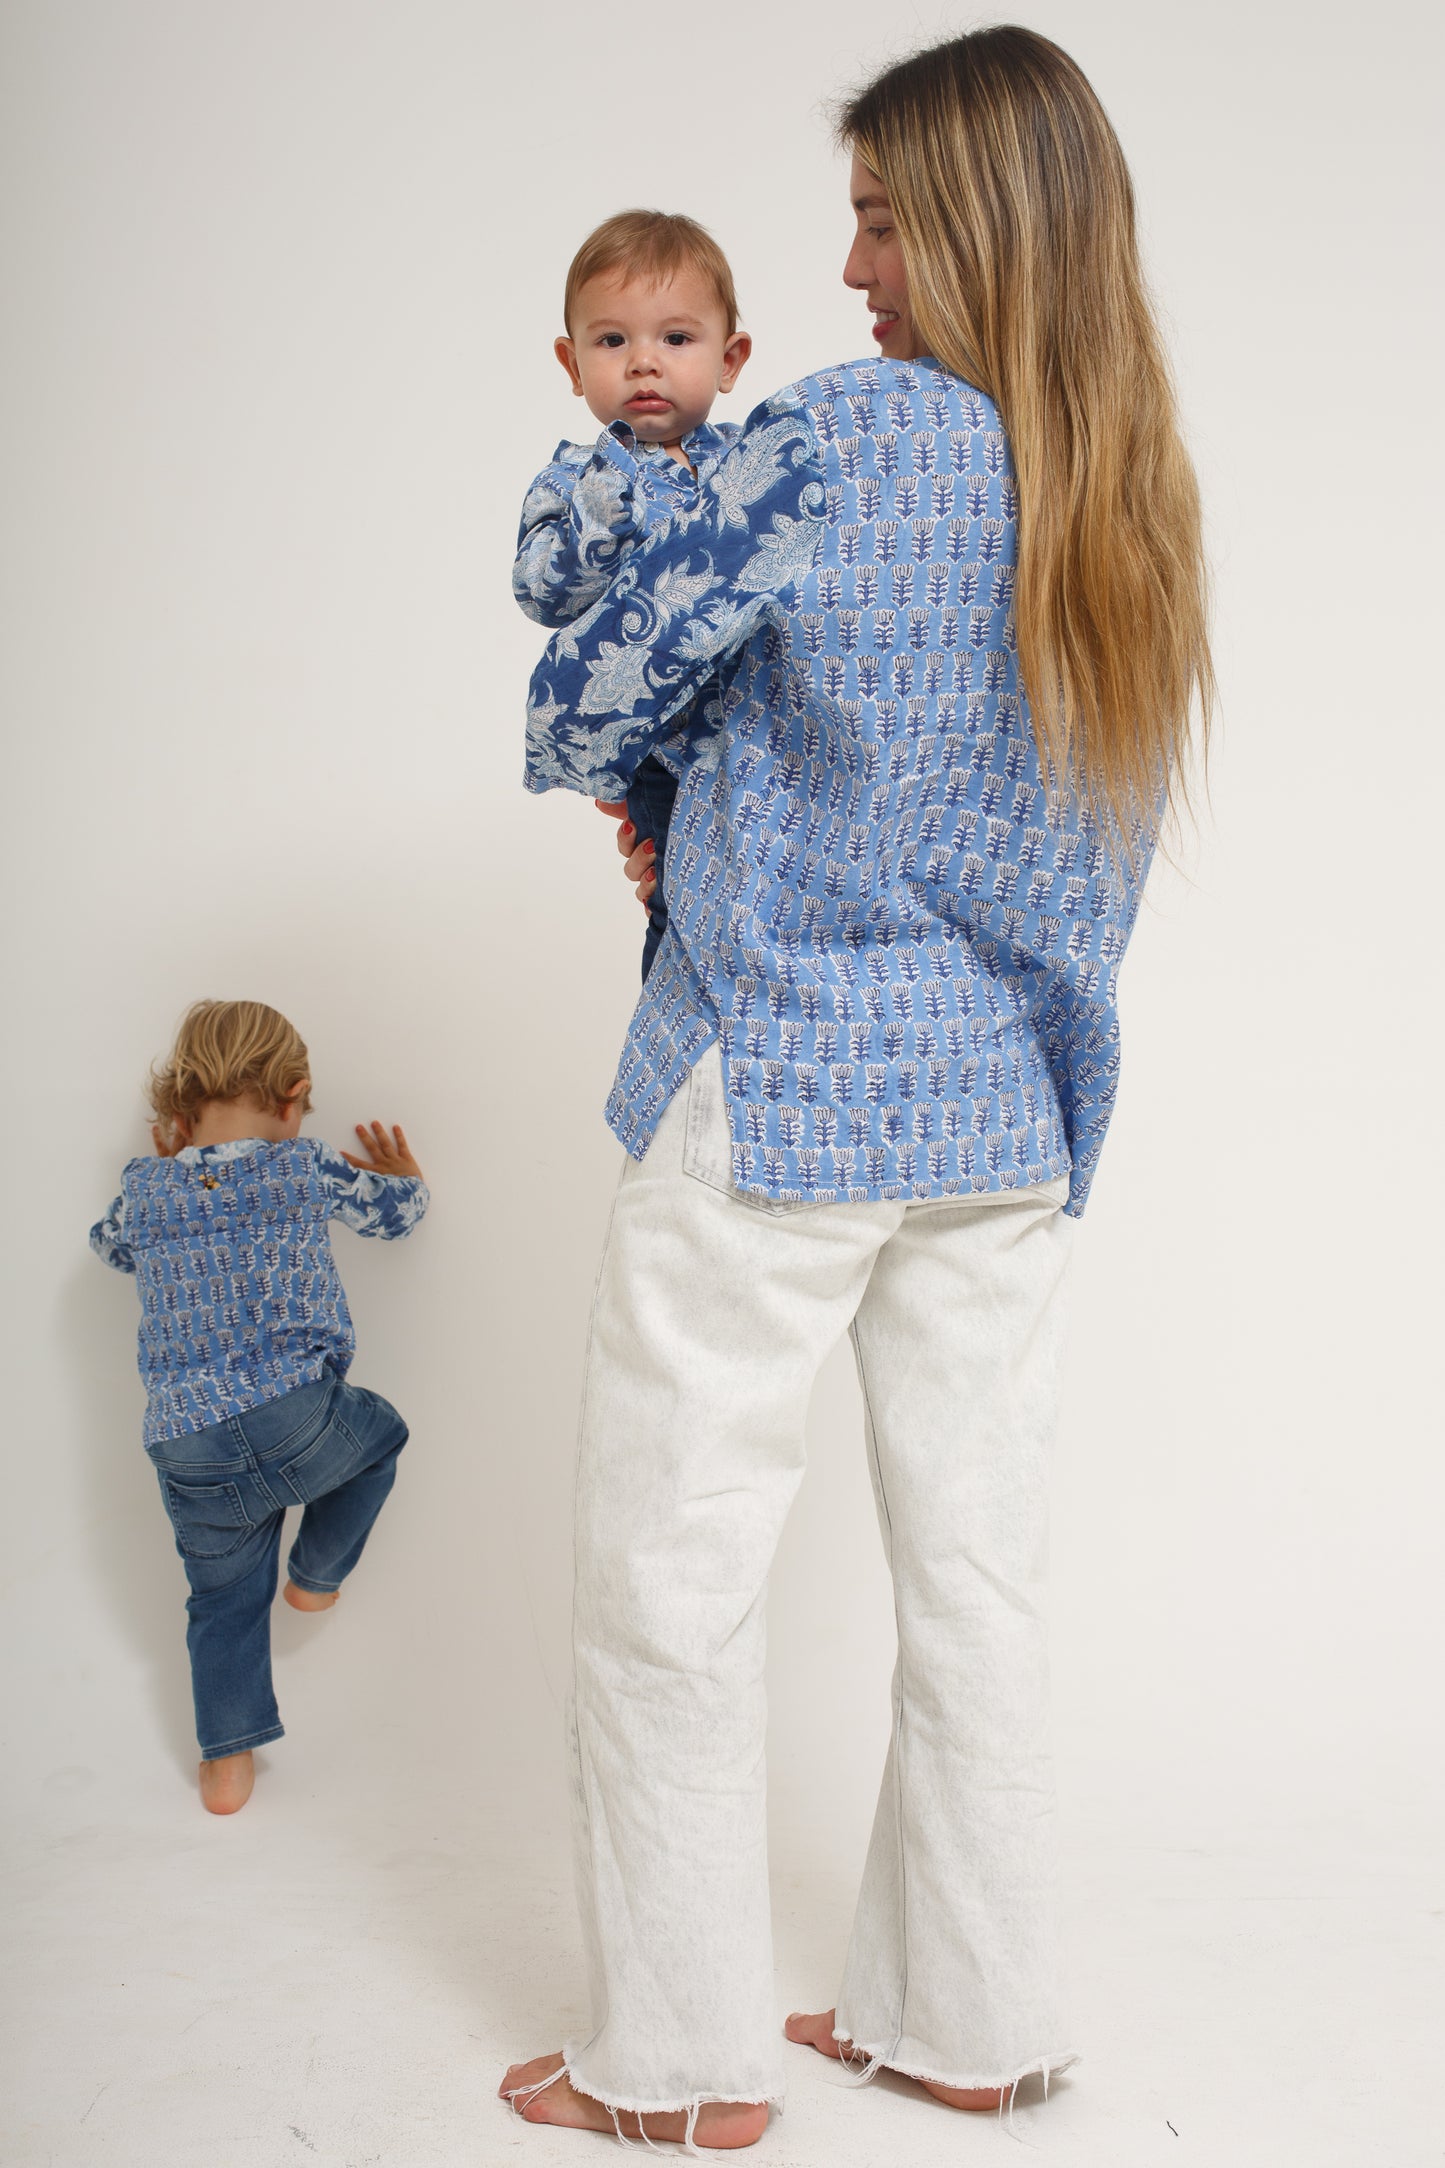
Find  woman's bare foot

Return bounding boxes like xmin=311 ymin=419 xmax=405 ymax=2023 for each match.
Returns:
xmin=198 ymin=1751 xmax=254 ymax=1814
xmin=498 ymin=2052 xmax=768 ymax=2149
xmin=784 ymin=2010 xmax=1006 ymax=2112
xmin=283 ymin=1581 xmax=339 ymax=1612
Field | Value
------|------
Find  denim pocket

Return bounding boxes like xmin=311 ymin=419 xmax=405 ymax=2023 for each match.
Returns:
xmin=160 ymin=1475 xmax=255 ymax=1560
xmin=681 ymin=1047 xmax=819 ymax=1218
xmin=241 ymin=1375 xmax=333 ymax=1459
xmin=272 ymin=1418 xmax=361 ymax=1507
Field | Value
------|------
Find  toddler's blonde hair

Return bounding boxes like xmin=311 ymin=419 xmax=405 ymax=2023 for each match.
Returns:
xmin=149 ymin=1000 xmax=313 ymax=1129
xmin=564 ymin=209 xmax=740 ymax=336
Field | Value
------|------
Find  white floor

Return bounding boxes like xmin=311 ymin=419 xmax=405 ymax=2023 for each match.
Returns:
xmin=9 ymin=1331 xmax=1441 ymax=2168
xmin=7 ymin=1713 xmax=1441 ymax=2168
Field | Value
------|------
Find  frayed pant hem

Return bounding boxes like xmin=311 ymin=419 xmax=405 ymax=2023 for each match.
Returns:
xmin=565 ymin=2070 xmax=783 ymax=2118
xmin=835 ymin=2036 xmax=1080 ymax=2094
xmin=505 ymin=2057 xmax=779 ymax=2155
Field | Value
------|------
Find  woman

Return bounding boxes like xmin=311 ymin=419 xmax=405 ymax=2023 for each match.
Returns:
xmin=503 ymin=24 xmax=1211 ymax=2150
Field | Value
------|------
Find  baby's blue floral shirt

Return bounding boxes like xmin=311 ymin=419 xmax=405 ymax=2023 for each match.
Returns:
xmin=525 ymin=359 xmax=1151 ymax=1217
xmin=514 ymin=418 xmax=741 ymax=636
xmin=90 ymin=1136 xmax=428 ymax=1445
xmin=514 ymin=419 xmax=741 ymax=806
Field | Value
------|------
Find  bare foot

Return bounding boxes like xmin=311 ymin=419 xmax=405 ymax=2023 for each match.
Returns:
xmin=499 ymin=2052 xmax=768 ymax=2149
xmin=199 ymin=1751 xmax=254 ymax=1815
xmin=283 ymin=1581 xmax=339 ymax=1612
xmin=784 ymin=2009 xmax=1005 ymax=2112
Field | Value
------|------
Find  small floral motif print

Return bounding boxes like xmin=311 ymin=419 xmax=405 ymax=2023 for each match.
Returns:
xmin=521 ymin=362 xmax=1148 ymax=1218
xmin=89 ymin=1139 xmax=428 ymax=1445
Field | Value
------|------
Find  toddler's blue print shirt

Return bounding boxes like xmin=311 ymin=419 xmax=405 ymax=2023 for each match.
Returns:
xmin=91 ymin=1137 xmax=428 ymax=1444
xmin=514 ymin=419 xmax=741 ymax=635
xmin=524 ymin=360 xmax=1151 ymax=1217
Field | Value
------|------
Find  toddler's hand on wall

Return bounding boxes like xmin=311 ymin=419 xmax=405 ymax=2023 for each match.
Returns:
xmin=343 ymin=1122 xmax=425 ymax=1182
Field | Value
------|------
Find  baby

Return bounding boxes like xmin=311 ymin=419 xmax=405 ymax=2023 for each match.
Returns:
xmin=90 ymin=999 xmax=428 ymax=1814
xmin=513 ymin=209 xmax=751 ymax=980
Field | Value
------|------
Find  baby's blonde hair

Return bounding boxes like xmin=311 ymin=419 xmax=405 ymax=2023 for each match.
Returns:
xmin=563 ymin=209 xmax=740 ymax=336
xmin=149 ymin=1000 xmax=313 ymax=1129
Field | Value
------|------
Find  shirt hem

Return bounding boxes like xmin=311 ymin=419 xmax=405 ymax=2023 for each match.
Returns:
xmin=142 ymin=1356 xmax=340 ymax=1450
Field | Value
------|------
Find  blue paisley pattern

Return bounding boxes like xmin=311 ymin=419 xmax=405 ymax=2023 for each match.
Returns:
xmin=513 ymin=418 xmax=740 ymax=631
xmin=525 ymin=360 xmax=1149 ymax=1216
xmin=515 ymin=421 xmax=745 ymax=975
xmin=90 ymin=1136 xmax=428 ymax=1444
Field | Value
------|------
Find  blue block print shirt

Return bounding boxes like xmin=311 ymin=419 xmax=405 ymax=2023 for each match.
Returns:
xmin=524 ymin=359 xmax=1152 ymax=1218
xmin=90 ymin=1137 xmax=428 ymax=1444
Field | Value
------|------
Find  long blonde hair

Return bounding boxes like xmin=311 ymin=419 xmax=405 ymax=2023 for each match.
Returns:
xmin=840 ymin=27 xmax=1212 ymax=847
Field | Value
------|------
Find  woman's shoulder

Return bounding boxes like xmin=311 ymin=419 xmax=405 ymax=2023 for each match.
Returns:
xmin=762 ymin=358 xmax=1002 ymax=441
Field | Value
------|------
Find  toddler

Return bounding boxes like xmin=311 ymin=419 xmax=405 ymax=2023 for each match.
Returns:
xmin=513 ymin=209 xmax=751 ymax=979
xmin=90 ymin=999 xmax=428 ymax=1814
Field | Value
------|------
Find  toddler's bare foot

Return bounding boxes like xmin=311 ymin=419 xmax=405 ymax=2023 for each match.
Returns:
xmin=499 ymin=2052 xmax=767 ymax=2149
xmin=784 ymin=2009 xmax=1005 ymax=2112
xmin=283 ymin=1581 xmax=339 ymax=1612
xmin=199 ymin=1751 xmax=254 ymax=1815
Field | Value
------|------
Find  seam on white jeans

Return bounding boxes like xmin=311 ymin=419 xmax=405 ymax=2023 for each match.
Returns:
xmin=568 ymin=1172 xmax=626 ymax=2072
xmin=848 ymin=1315 xmax=910 ymax=2068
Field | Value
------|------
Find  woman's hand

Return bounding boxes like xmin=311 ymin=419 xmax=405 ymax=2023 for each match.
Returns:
xmin=595 ymin=799 xmax=656 ymax=908
xmin=343 ymin=1122 xmax=424 ymax=1181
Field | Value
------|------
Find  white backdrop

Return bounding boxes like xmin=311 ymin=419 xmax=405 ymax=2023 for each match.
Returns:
xmin=3 ymin=3 xmax=1441 ymax=2163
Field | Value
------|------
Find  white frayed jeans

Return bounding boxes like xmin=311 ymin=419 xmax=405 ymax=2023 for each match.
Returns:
xmin=563 ymin=1046 xmax=1078 ymax=2118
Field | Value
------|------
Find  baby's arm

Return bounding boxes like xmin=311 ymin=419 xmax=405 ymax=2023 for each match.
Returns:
xmin=315 ymin=1136 xmax=429 ymax=1241
xmin=526 ymin=397 xmax=826 ymax=800
xmin=513 ymin=433 xmax=650 ymax=629
xmin=89 ymin=1194 xmax=135 ymax=1272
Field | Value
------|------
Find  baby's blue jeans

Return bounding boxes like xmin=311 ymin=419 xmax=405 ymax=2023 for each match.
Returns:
xmin=144 ymin=1371 xmax=408 ymax=1759
xmin=625 ymin=754 xmax=677 ymax=983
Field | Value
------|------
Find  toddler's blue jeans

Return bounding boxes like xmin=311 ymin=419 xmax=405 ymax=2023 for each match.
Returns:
xmin=144 ymin=1371 xmax=408 ymax=1759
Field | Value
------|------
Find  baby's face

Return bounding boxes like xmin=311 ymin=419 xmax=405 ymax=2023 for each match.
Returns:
xmin=556 ymin=265 xmax=750 ymax=449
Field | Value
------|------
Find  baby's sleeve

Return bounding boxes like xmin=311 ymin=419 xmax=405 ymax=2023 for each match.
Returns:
xmin=314 ymin=1142 xmax=429 ymax=1240
xmin=513 ymin=432 xmax=650 ymax=628
xmin=90 ymin=1194 xmax=135 ymax=1273
xmin=525 ymin=392 xmax=826 ymax=800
